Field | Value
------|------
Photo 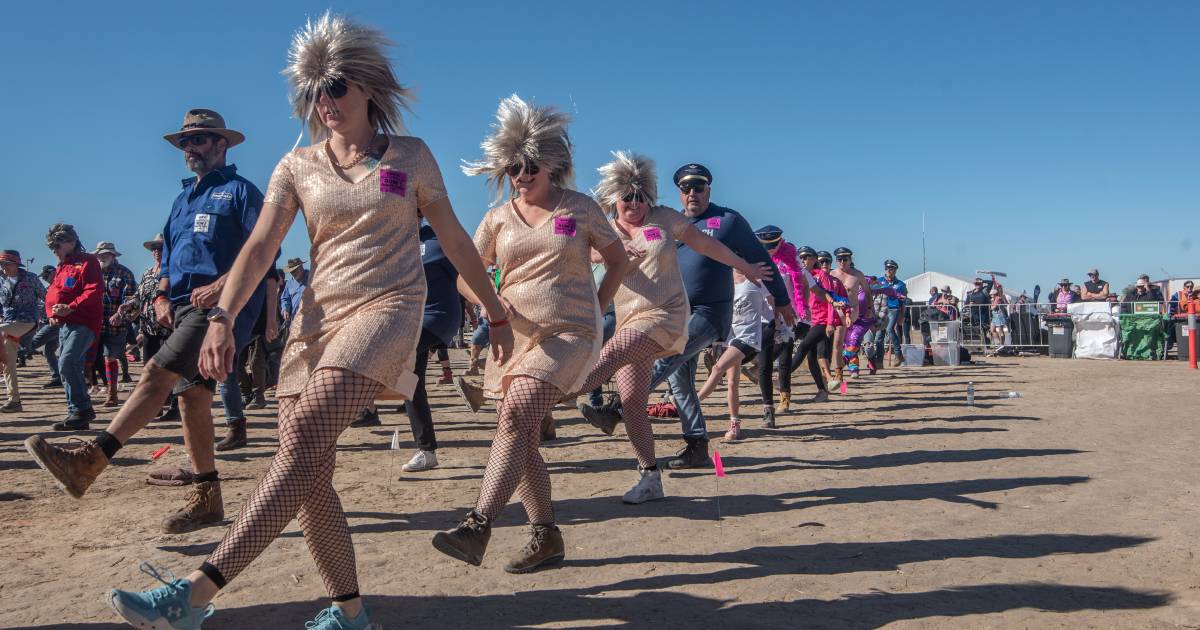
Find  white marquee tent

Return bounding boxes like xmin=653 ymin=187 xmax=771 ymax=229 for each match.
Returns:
xmin=903 ymin=271 xmax=1016 ymax=302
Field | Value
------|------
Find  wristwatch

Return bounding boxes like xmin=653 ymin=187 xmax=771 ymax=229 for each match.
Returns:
xmin=206 ymin=306 xmax=233 ymax=325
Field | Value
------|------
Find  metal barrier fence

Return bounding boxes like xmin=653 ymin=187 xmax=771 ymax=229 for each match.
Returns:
xmin=898 ymin=302 xmax=1071 ymax=358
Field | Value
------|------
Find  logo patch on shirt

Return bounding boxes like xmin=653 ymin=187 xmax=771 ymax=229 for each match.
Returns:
xmin=194 ymin=213 xmax=212 ymax=233
xmin=553 ymin=216 xmax=577 ymax=237
xmin=706 ymin=217 xmax=721 ymax=229
xmin=210 ymin=191 xmax=234 ymax=201
xmin=64 ymin=277 xmax=76 ymax=288
xmin=643 ymin=227 xmax=662 ymax=242
xmin=420 ymin=242 xmax=427 ymax=257
xmin=380 ymin=169 xmax=408 ymax=196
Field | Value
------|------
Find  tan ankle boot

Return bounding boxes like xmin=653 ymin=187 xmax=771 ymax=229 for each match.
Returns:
xmin=777 ymin=391 xmax=790 ymax=412
xmin=162 ymin=480 xmax=224 ymax=534
xmin=504 ymin=524 xmax=565 ymax=574
xmin=24 ymin=436 xmax=108 ymax=498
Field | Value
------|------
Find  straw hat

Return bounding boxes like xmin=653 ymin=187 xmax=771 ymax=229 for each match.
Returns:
xmin=143 ymin=234 xmax=165 ymax=250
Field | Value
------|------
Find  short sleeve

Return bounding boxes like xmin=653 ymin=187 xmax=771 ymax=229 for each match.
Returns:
xmin=585 ymin=200 xmax=618 ymax=251
xmin=658 ymin=206 xmax=690 ymax=240
xmin=411 ymin=138 xmax=449 ymax=209
xmin=264 ymin=154 xmax=300 ymax=212
xmin=472 ymin=209 xmax=499 ymax=266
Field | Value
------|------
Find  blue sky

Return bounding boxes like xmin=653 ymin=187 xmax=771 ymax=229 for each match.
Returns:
xmin=2 ymin=1 xmax=1196 ymax=296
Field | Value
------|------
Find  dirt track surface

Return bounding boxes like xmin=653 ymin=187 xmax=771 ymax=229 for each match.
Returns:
xmin=2 ymin=354 xmax=1198 ymax=628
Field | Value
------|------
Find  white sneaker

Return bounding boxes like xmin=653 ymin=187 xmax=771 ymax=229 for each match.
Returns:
xmin=402 ymin=450 xmax=438 ymax=472
xmin=622 ymin=468 xmax=665 ymax=504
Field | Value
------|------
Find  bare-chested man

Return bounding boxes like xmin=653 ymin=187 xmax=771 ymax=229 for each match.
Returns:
xmin=830 ymin=247 xmax=875 ymax=380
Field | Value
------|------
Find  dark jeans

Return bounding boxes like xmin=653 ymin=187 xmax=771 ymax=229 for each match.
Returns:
xmin=588 ymin=311 xmax=618 ymax=407
xmin=32 ymin=323 xmax=60 ymax=381
xmin=872 ymin=307 xmax=902 ymax=366
xmin=649 ymin=312 xmax=723 ymax=440
xmin=407 ymin=329 xmax=444 ymax=451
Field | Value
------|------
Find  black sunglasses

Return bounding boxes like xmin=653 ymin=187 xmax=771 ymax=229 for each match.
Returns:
xmin=622 ymin=191 xmax=648 ymax=203
xmin=679 ymin=182 xmax=707 ymax=194
xmin=506 ymin=161 xmax=541 ymax=178
xmin=177 ymin=133 xmax=215 ymax=149
xmin=836 ymin=255 xmax=851 ymax=261
xmin=322 ymin=77 xmax=350 ymax=100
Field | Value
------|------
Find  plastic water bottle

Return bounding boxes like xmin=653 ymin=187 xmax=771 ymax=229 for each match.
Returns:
xmin=966 ymin=382 xmax=975 ymax=406
xmin=1006 ymin=391 xmax=1021 ymax=399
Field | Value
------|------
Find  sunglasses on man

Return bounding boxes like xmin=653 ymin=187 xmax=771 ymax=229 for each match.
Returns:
xmin=679 ymin=182 xmax=707 ymax=194
xmin=177 ymin=133 xmax=215 ymax=149
xmin=505 ymin=161 xmax=541 ymax=178
xmin=621 ymin=191 xmax=648 ymax=203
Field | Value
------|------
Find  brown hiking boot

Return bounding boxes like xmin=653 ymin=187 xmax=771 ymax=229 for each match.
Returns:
xmin=24 ymin=436 xmax=108 ymax=498
xmin=504 ymin=524 xmax=565 ymax=574
xmin=540 ymin=412 xmax=556 ymax=441
xmin=161 ymin=480 xmax=224 ymax=534
xmin=432 ymin=510 xmax=492 ymax=566
xmin=215 ymin=419 xmax=247 ymax=451
xmin=777 ymin=391 xmax=791 ymax=412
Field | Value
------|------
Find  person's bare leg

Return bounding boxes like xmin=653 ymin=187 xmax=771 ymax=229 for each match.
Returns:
xmin=697 ymin=346 xmax=746 ymax=401
xmin=103 ymin=359 xmax=180 ymax=444
xmin=178 ymin=386 xmax=216 ymax=475
xmin=725 ymin=364 xmax=741 ymax=419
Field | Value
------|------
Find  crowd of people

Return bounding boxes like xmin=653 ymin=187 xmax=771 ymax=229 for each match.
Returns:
xmin=0 ymin=12 xmax=1188 ymax=630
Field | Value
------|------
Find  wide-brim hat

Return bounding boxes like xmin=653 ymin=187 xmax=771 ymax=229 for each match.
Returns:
xmin=163 ymin=109 xmax=245 ymax=149
xmin=0 ymin=250 xmax=21 ymax=265
xmin=284 ymin=258 xmax=307 ymax=273
xmin=143 ymin=234 xmax=165 ymax=250
xmin=94 ymin=241 xmax=122 ymax=257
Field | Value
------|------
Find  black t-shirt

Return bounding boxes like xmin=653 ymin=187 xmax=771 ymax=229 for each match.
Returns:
xmin=1084 ymin=279 xmax=1107 ymax=300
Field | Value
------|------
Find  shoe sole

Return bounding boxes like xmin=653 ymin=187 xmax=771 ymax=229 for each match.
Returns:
xmin=162 ymin=514 xmax=225 ymax=535
xmin=623 ymin=491 xmax=665 ymax=505
xmin=401 ymin=463 xmax=438 ymax=473
xmin=215 ymin=441 xmax=247 ymax=452
xmin=107 ymin=591 xmax=178 ymax=630
xmin=432 ymin=532 xmax=484 ymax=566
xmin=504 ymin=553 xmax=564 ymax=574
xmin=24 ymin=436 xmax=85 ymax=499
xmin=453 ymin=377 xmax=482 ymax=413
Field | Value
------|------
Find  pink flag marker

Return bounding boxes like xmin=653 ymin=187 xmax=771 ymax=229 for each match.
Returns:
xmin=712 ymin=450 xmax=726 ymax=478
xmin=840 ymin=380 xmax=848 ymax=395
xmin=150 ymin=445 xmax=171 ymax=460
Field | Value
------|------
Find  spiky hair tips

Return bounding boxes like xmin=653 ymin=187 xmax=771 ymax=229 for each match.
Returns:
xmin=593 ymin=151 xmax=657 ymax=214
xmin=284 ymin=11 xmax=411 ymax=141
xmin=462 ymin=94 xmax=575 ymax=200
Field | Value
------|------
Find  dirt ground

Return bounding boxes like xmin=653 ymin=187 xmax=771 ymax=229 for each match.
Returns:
xmin=2 ymin=352 xmax=1198 ymax=629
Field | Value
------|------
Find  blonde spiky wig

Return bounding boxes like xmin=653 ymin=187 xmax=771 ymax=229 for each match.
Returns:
xmin=593 ymin=151 xmax=657 ymax=215
xmin=462 ymin=94 xmax=574 ymax=201
xmin=284 ymin=11 xmax=411 ymax=141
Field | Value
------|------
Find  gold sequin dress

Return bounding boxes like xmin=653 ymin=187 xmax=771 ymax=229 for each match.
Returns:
xmin=473 ymin=189 xmax=618 ymax=398
xmin=611 ymin=206 xmax=692 ymax=357
xmin=264 ymin=135 xmax=447 ymax=398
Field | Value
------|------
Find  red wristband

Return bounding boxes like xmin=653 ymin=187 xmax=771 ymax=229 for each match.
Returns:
xmin=490 ymin=318 xmax=510 ymax=328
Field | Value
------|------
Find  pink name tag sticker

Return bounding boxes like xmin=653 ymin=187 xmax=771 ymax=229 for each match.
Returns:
xmin=706 ymin=217 xmax=722 ymax=229
xmin=553 ymin=216 xmax=577 ymax=237
xmin=380 ymin=169 xmax=408 ymax=196
xmin=643 ymin=227 xmax=663 ymax=241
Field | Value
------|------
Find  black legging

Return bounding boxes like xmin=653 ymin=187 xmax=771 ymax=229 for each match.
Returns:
xmin=407 ymin=329 xmax=443 ymax=451
xmin=757 ymin=321 xmax=776 ymax=406
xmin=779 ymin=323 xmax=828 ymax=394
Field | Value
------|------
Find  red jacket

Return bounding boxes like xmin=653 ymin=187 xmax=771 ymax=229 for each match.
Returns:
xmin=46 ymin=250 xmax=103 ymax=335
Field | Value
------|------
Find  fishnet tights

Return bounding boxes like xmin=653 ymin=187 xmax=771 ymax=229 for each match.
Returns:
xmin=475 ymin=376 xmax=561 ymax=524
xmin=206 ymin=368 xmax=382 ymax=598
xmin=572 ymin=328 xmax=663 ymax=469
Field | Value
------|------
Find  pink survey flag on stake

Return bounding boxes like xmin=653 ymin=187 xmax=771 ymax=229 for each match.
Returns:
xmin=840 ymin=380 xmax=847 ymax=395
xmin=712 ymin=450 xmax=726 ymax=478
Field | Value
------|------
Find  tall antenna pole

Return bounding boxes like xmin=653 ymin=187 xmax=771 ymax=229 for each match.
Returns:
xmin=921 ymin=212 xmax=927 ymax=273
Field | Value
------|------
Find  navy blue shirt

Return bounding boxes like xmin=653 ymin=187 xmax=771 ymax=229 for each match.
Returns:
xmin=420 ymin=224 xmax=462 ymax=346
xmin=675 ymin=203 xmax=789 ymax=334
xmin=160 ymin=164 xmax=267 ymax=347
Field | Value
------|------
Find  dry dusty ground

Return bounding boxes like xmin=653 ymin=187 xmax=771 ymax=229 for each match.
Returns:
xmin=1 ymin=352 xmax=1198 ymax=629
